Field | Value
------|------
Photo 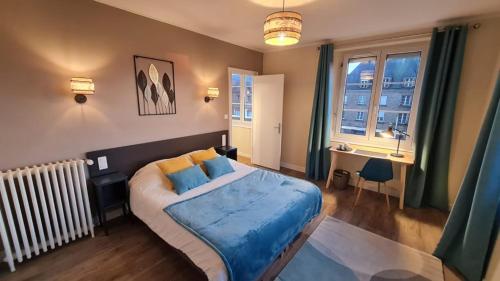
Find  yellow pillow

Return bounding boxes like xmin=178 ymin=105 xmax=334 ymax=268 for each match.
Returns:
xmin=157 ymin=156 xmax=193 ymax=190
xmin=190 ymin=147 xmax=218 ymax=173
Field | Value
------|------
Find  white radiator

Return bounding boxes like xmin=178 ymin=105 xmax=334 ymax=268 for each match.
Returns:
xmin=0 ymin=159 xmax=94 ymax=272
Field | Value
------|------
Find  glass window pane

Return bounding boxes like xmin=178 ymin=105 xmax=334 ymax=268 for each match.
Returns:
xmin=231 ymin=73 xmax=241 ymax=120
xmin=244 ymin=76 xmax=253 ymax=121
xmin=231 ymin=74 xmax=241 ymax=87
xmin=340 ymin=57 xmax=376 ymax=136
xmin=375 ymin=52 xmax=421 ymax=140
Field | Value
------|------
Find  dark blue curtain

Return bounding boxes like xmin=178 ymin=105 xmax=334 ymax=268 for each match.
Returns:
xmin=434 ymin=72 xmax=500 ymax=281
xmin=306 ymin=44 xmax=333 ymax=180
xmin=405 ymin=26 xmax=468 ymax=210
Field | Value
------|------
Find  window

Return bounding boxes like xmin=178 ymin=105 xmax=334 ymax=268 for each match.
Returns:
xmin=357 ymin=95 xmax=366 ymax=105
xmin=383 ymin=77 xmax=392 ymax=88
xmin=334 ymin=42 xmax=427 ymax=150
xmin=397 ymin=113 xmax=409 ymax=125
xmin=231 ymin=74 xmax=241 ymax=120
xmin=401 ymin=95 xmax=412 ymax=107
xmin=230 ymin=69 xmax=255 ymax=124
xmin=378 ymin=111 xmax=385 ymax=122
xmin=339 ymin=56 xmax=376 ymax=136
xmin=356 ymin=111 xmax=364 ymax=121
xmin=380 ymin=95 xmax=388 ymax=106
xmin=360 ymin=79 xmax=371 ymax=89
xmin=403 ymin=77 xmax=416 ymax=88
xmin=244 ymin=76 xmax=253 ymax=121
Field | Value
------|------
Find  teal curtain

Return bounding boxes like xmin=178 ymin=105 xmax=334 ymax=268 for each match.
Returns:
xmin=405 ymin=26 xmax=468 ymax=210
xmin=306 ymin=44 xmax=333 ymax=180
xmin=434 ymin=73 xmax=500 ymax=281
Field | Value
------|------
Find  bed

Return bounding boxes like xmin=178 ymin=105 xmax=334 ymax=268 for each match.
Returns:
xmin=86 ymin=131 xmax=322 ymax=281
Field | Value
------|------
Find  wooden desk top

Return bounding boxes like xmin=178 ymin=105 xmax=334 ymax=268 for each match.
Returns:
xmin=330 ymin=144 xmax=415 ymax=165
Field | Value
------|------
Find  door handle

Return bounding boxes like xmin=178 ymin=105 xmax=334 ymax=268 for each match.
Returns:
xmin=274 ymin=123 xmax=281 ymax=134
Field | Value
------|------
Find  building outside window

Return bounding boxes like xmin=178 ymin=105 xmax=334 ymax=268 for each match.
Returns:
xmin=230 ymin=70 xmax=255 ymax=125
xmin=360 ymin=79 xmax=371 ymax=89
xmin=397 ymin=113 xmax=409 ymax=125
xmin=357 ymin=95 xmax=366 ymax=105
xmin=378 ymin=111 xmax=385 ymax=122
xmin=356 ymin=111 xmax=364 ymax=121
xmin=401 ymin=95 xmax=412 ymax=107
xmin=403 ymin=77 xmax=416 ymax=88
xmin=383 ymin=77 xmax=392 ymax=88
xmin=334 ymin=41 xmax=427 ymax=149
xmin=380 ymin=95 xmax=388 ymax=106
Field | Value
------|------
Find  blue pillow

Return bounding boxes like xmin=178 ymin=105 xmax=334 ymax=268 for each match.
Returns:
xmin=167 ymin=165 xmax=210 ymax=195
xmin=203 ymin=156 xmax=235 ymax=179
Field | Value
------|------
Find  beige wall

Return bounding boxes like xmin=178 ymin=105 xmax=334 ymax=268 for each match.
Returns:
xmin=448 ymin=17 xmax=500 ymax=204
xmin=263 ymin=46 xmax=319 ymax=171
xmin=231 ymin=126 xmax=252 ymax=158
xmin=0 ymin=0 xmax=262 ymax=170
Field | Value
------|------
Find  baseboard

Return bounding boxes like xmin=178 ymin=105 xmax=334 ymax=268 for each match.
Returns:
xmin=280 ymin=162 xmax=306 ymax=173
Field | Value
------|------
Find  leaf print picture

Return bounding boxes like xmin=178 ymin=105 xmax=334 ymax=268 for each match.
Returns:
xmin=133 ymin=55 xmax=176 ymax=116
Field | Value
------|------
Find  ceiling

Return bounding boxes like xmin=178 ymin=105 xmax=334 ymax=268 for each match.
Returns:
xmin=96 ymin=0 xmax=500 ymax=52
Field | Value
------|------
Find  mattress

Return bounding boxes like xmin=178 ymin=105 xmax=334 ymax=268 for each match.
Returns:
xmin=129 ymin=158 xmax=256 ymax=281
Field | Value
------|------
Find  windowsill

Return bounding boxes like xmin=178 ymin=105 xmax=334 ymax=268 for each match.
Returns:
xmin=331 ymin=137 xmax=414 ymax=154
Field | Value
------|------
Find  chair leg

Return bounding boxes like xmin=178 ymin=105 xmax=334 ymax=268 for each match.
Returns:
xmin=384 ymin=182 xmax=390 ymax=209
xmin=354 ymin=180 xmax=364 ymax=207
xmin=354 ymin=177 xmax=361 ymax=194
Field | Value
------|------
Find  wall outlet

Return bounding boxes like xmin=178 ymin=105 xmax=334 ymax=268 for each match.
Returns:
xmin=97 ymin=156 xmax=108 ymax=170
xmin=224 ymin=114 xmax=228 ymax=120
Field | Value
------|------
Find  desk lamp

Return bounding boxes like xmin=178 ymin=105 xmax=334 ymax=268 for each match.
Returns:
xmin=381 ymin=126 xmax=410 ymax=158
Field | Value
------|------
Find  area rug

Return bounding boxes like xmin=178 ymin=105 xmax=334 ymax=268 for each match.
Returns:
xmin=276 ymin=217 xmax=443 ymax=281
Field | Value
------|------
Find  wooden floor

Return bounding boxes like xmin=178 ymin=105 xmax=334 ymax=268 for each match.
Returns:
xmin=0 ymin=157 xmax=454 ymax=281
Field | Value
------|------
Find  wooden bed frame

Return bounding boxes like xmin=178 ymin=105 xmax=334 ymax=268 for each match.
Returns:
xmin=85 ymin=130 xmax=322 ymax=281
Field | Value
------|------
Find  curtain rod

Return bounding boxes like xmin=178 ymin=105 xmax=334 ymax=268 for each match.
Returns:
xmin=320 ymin=23 xmax=480 ymax=51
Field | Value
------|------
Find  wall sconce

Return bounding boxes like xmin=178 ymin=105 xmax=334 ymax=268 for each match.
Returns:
xmin=70 ymin=77 xmax=95 ymax=104
xmin=205 ymin=87 xmax=219 ymax=103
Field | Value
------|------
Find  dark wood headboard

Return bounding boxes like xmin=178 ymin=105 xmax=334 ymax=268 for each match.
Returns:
xmin=86 ymin=130 xmax=228 ymax=178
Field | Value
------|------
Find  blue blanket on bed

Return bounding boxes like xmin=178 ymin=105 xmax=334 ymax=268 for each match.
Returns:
xmin=163 ymin=169 xmax=322 ymax=281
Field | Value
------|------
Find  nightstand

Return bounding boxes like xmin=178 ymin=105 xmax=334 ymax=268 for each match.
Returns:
xmin=90 ymin=172 xmax=129 ymax=235
xmin=215 ymin=146 xmax=237 ymax=160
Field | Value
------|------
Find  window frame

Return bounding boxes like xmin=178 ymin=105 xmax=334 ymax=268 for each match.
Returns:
xmin=332 ymin=42 xmax=429 ymax=151
xmin=380 ymin=95 xmax=388 ymax=106
xmin=228 ymin=67 xmax=257 ymax=128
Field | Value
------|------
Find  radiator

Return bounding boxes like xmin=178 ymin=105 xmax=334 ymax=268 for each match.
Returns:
xmin=0 ymin=159 xmax=94 ymax=272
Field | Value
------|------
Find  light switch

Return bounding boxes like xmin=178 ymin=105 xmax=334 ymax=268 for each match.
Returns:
xmin=224 ymin=114 xmax=228 ymax=120
xmin=97 ymin=156 xmax=108 ymax=170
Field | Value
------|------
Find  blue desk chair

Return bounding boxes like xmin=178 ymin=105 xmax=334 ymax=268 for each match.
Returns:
xmin=354 ymin=158 xmax=393 ymax=209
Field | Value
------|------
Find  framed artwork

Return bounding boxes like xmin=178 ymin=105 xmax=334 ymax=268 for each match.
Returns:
xmin=133 ymin=55 xmax=176 ymax=115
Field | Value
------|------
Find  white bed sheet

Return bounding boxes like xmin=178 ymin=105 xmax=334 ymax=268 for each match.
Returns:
xmin=129 ymin=158 xmax=256 ymax=281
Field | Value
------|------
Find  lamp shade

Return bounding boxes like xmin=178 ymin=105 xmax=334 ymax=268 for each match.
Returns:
xmin=264 ymin=11 xmax=302 ymax=46
xmin=207 ymin=87 xmax=219 ymax=98
xmin=70 ymin=78 xmax=94 ymax=94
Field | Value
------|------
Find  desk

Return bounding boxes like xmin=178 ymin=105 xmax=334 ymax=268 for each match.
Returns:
xmin=325 ymin=145 xmax=414 ymax=209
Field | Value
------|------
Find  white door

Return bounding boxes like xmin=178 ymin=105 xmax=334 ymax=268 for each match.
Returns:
xmin=252 ymin=74 xmax=284 ymax=170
